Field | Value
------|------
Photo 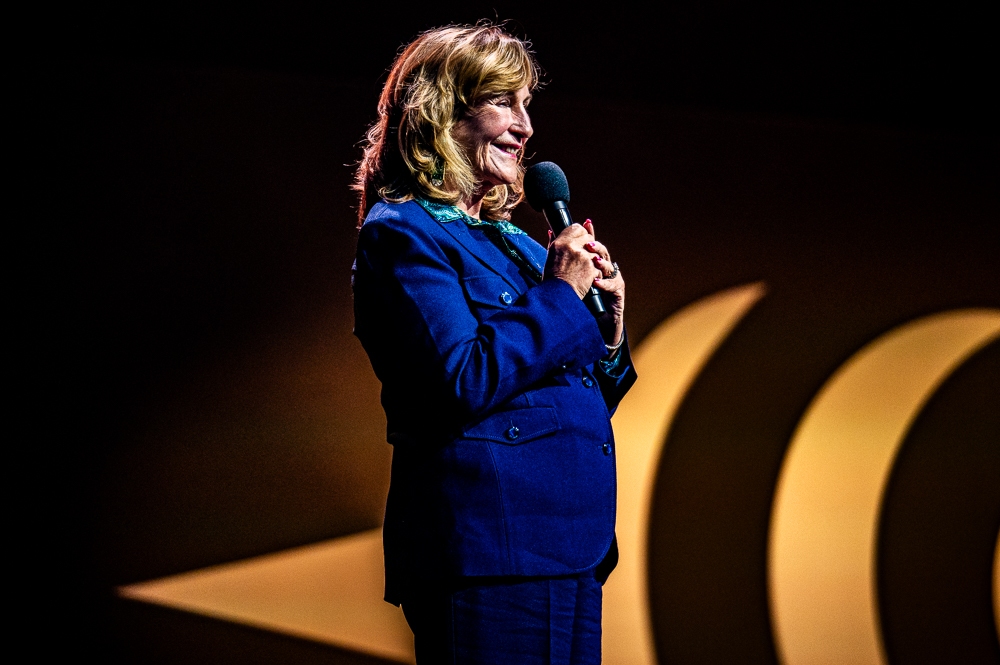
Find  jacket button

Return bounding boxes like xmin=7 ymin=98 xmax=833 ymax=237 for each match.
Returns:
xmin=506 ymin=425 xmax=520 ymax=440
xmin=500 ymin=291 xmax=513 ymax=305
xmin=583 ymin=376 xmax=594 ymax=388
xmin=602 ymin=442 xmax=613 ymax=455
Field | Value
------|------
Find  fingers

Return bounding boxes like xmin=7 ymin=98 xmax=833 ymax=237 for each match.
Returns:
xmin=551 ymin=223 xmax=618 ymax=279
xmin=547 ymin=224 xmax=602 ymax=296
xmin=551 ymin=224 xmax=596 ymax=256
xmin=583 ymin=237 xmax=614 ymax=281
xmin=548 ymin=219 xmax=622 ymax=306
xmin=586 ymin=240 xmax=611 ymax=261
xmin=593 ymin=257 xmax=615 ymax=278
xmin=593 ymin=265 xmax=623 ymax=288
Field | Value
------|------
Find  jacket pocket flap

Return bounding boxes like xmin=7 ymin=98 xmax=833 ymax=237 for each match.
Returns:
xmin=462 ymin=275 xmax=518 ymax=308
xmin=462 ymin=407 xmax=560 ymax=445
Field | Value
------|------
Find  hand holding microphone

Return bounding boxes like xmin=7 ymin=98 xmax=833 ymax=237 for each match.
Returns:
xmin=525 ymin=162 xmax=606 ymax=315
xmin=525 ymin=162 xmax=624 ymax=346
xmin=544 ymin=222 xmax=603 ymax=299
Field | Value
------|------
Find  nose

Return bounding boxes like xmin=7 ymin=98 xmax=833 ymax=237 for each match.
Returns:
xmin=513 ymin=106 xmax=533 ymax=142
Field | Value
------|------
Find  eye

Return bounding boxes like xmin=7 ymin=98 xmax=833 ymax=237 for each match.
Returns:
xmin=490 ymin=95 xmax=513 ymax=107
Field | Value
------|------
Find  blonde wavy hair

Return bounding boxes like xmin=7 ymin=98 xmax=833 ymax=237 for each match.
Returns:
xmin=353 ymin=24 xmax=540 ymax=227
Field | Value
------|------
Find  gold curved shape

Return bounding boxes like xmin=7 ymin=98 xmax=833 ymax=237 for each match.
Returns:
xmin=603 ymin=283 xmax=767 ymax=665
xmin=768 ymin=309 xmax=1000 ymax=665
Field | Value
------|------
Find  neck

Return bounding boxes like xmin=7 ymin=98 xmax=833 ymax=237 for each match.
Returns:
xmin=455 ymin=194 xmax=484 ymax=220
xmin=457 ymin=182 xmax=496 ymax=219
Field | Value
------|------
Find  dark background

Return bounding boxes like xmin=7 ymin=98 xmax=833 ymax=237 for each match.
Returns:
xmin=63 ymin=2 xmax=997 ymax=133
xmin=54 ymin=3 xmax=998 ymax=663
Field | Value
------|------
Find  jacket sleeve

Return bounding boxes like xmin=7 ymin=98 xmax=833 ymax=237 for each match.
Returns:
xmin=593 ymin=330 xmax=638 ymax=416
xmin=353 ymin=210 xmax=609 ymax=420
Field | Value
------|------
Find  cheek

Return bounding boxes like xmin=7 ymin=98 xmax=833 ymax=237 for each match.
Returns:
xmin=452 ymin=109 xmax=513 ymax=179
xmin=450 ymin=123 xmax=473 ymax=153
xmin=454 ymin=120 xmax=490 ymax=155
xmin=474 ymin=143 xmax=493 ymax=171
xmin=472 ymin=110 xmax=507 ymax=141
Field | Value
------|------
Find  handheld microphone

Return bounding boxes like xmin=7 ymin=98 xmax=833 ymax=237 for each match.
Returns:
xmin=524 ymin=162 xmax=606 ymax=317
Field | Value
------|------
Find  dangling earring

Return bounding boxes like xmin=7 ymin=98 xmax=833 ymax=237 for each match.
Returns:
xmin=430 ymin=159 xmax=444 ymax=187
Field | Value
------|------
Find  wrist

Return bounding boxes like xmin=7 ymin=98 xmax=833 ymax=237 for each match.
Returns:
xmin=605 ymin=331 xmax=625 ymax=356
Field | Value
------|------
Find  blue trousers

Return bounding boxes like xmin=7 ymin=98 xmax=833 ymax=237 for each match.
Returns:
xmin=401 ymin=573 xmax=603 ymax=664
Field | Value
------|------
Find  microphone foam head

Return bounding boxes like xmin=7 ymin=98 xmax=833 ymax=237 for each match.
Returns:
xmin=524 ymin=162 xmax=570 ymax=211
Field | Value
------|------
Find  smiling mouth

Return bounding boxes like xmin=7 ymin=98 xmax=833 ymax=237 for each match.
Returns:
xmin=492 ymin=143 xmax=521 ymax=158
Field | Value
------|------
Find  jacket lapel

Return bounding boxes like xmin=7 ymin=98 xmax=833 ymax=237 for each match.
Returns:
xmin=507 ymin=233 xmax=547 ymax=278
xmin=432 ymin=214 xmax=526 ymax=294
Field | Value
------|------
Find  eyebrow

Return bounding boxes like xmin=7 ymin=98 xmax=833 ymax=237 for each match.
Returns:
xmin=483 ymin=91 xmax=530 ymax=105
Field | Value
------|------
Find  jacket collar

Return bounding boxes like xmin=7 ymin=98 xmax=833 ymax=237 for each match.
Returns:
xmin=414 ymin=200 xmax=532 ymax=294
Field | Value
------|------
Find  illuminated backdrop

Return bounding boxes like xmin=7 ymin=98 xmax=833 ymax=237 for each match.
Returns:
xmin=68 ymin=6 xmax=999 ymax=664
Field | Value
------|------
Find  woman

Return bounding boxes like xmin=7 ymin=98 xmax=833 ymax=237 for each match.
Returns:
xmin=352 ymin=24 xmax=636 ymax=664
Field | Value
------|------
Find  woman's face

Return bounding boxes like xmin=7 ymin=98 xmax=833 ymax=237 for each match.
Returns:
xmin=452 ymin=86 xmax=533 ymax=189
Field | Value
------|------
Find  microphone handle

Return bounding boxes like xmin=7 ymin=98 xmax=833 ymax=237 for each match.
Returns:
xmin=543 ymin=201 xmax=606 ymax=318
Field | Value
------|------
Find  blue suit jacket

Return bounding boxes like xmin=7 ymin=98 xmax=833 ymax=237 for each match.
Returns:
xmin=352 ymin=200 xmax=637 ymax=603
